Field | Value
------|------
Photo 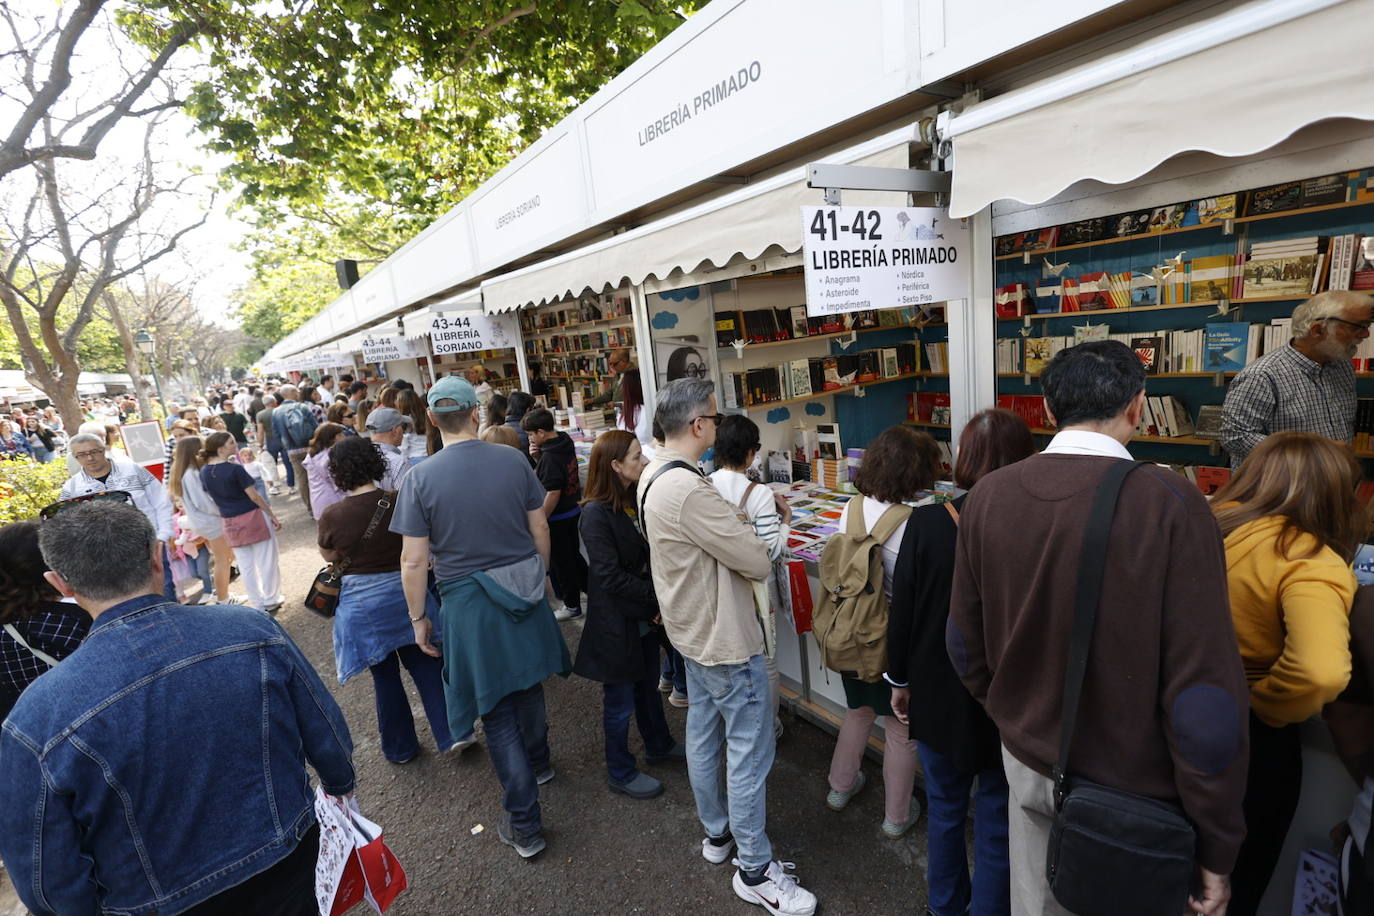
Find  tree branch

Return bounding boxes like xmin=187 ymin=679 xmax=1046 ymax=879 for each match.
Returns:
xmin=454 ymin=3 xmax=538 ymax=72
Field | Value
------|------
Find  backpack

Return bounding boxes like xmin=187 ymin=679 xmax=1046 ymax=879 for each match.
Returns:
xmin=814 ymin=494 xmax=911 ymax=681
xmin=275 ymin=401 xmax=316 ymax=450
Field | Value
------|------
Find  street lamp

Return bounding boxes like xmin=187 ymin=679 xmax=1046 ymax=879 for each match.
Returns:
xmin=134 ymin=328 xmax=167 ymax=423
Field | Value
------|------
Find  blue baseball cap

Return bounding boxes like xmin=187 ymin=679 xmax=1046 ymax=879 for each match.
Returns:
xmin=427 ymin=376 xmax=480 ymax=413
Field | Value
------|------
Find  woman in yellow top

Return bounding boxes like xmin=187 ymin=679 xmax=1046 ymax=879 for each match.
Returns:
xmin=1213 ymin=430 xmax=1363 ymax=916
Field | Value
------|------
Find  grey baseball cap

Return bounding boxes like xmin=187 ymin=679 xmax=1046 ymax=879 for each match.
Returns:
xmin=364 ymin=407 xmax=412 ymax=432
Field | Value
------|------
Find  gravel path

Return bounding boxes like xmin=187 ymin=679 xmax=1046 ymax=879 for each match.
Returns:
xmin=2 ymin=490 xmax=935 ymax=915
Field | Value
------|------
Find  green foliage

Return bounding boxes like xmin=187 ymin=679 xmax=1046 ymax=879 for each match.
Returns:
xmin=0 ymin=459 xmax=69 ymax=523
xmin=154 ymin=1 xmax=700 ymax=219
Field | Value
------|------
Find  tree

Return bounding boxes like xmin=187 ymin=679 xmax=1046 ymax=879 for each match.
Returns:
xmin=177 ymin=1 xmax=701 ymax=219
xmin=0 ymin=112 xmax=209 ymax=430
xmin=0 ymin=0 xmax=196 ymax=180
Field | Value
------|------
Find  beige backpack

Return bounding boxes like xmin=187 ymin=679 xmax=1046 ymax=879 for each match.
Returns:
xmin=814 ymin=495 xmax=911 ymax=681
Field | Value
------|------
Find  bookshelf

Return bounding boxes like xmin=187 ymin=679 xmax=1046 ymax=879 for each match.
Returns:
xmin=994 ymin=170 xmax=1374 ymax=480
xmin=518 ymin=291 xmax=638 ymax=405
xmin=741 ymin=371 xmax=942 ymax=412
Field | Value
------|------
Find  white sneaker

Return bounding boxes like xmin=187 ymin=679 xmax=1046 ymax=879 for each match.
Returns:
xmin=732 ymin=861 xmax=817 ymax=916
xmin=553 ymin=605 xmax=582 ymax=622
xmin=701 ymin=832 xmax=736 ymax=865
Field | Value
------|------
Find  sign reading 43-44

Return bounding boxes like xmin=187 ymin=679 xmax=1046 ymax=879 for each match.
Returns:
xmin=801 ymin=205 xmax=969 ymax=317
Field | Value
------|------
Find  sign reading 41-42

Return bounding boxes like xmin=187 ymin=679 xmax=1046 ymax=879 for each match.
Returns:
xmin=801 ymin=205 xmax=969 ymax=317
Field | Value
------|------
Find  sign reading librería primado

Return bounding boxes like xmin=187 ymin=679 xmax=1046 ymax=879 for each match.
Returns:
xmin=801 ymin=205 xmax=970 ymax=316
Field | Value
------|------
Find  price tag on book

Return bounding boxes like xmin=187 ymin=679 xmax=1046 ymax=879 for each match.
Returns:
xmin=801 ymin=205 xmax=970 ymax=317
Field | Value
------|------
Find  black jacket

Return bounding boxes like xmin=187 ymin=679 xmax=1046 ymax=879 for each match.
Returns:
xmin=888 ymin=494 xmax=1001 ymax=773
xmin=573 ymin=499 xmax=659 ymax=684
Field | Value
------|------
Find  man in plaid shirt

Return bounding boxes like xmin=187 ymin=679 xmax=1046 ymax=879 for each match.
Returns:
xmin=1221 ymin=291 xmax=1374 ymax=467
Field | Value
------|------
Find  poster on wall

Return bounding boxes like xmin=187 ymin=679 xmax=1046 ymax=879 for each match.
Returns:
xmin=360 ymin=334 xmax=421 ymax=363
xmin=119 ymin=420 xmax=166 ymax=469
xmin=429 ymin=312 xmax=517 ymax=356
xmin=801 ymin=205 xmax=969 ymax=316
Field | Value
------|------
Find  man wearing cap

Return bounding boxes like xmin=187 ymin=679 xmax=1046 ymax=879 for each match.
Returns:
xmin=365 ymin=407 xmax=413 ymax=490
xmin=390 ymin=376 xmax=570 ymax=860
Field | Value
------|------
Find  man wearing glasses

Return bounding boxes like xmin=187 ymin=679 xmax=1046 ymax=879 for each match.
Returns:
xmin=639 ymin=379 xmax=818 ymax=916
xmin=60 ymin=432 xmax=177 ymax=601
xmin=1221 ymin=290 xmax=1374 ymax=467
xmin=586 ymin=348 xmax=633 ymax=410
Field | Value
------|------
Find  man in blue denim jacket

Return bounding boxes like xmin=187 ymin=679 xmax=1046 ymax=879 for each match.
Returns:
xmin=0 ymin=501 xmax=356 ymax=915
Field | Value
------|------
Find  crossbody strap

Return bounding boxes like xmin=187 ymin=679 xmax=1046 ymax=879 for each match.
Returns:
xmin=944 ymin=502 xmax=960 ymax=525
xmin=332 ymin=491 xmax=394 ymax=577
xmin=4 ymin=623 xmax=61 ymax=668
xmin=1053 ymin=460 xmax=1142 ymax=809
xmin=636 ymin=460 xmax=699 ymax=539
xmin=737 ymin=481 xmax=760 ymax=514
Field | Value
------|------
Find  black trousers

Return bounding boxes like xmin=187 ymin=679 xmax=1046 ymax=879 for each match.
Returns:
xmin=548 ymin=514 xmax=588 ymax=609
xmin=185 ymin=823 xmax=319 ymax=915
xmin=1229 ymin=714 xmax=1303 ymax=916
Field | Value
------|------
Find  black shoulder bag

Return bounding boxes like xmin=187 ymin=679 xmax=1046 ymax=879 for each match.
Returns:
xmin=635 ymin=460 xmax=699 ymax=539
xmin=305 ymin=492 xmax=394 ymax=619
xmin=1046 ymin=460 xmax=1197 ymax=916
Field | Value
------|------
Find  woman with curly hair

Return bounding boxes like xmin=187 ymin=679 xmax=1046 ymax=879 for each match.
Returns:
xmin=318 ymin=435 xmax=465 ymax=762
xmin=0 ymin=521 xmax=91 ymax=719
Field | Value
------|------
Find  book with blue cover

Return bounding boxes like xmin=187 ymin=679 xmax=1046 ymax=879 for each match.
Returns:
xmin=1205 ymin=322 xmax=1249 ymax=372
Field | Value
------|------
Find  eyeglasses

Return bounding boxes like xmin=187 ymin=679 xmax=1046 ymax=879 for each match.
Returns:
xmin=39 ymin=490 xmax=133 ymax=521
xmin=72 ymin=449 xmax=107 ymax=460
xmin=692 ymin=413 xmax=725 ymax=427
xmin=1321 ymin=316 xmax=1373 ymax=332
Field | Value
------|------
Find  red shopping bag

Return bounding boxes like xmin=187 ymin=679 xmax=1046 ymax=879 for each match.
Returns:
xmin=786 ymin=560 xmax=813 ymax=634
xmin=315 ymin=789 xmax=407 ymax=916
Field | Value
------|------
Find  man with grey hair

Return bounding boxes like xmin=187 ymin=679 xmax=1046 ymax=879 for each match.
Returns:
xmin=1221 ymin=290 xmax=1374 ymax=467
xmin=0 ymin=501 xmax=355 ymax=914
xmin=271 ymin=383 xmax=317 ymax=510
xmin=61 ymin=432 xmax=177 ymax=601
xmin=640 ymin=378 xmax=817 ymax=916
xmin=257 ymin=393 xmax=290 ymax=495
xmin=586 ymin=347 xmax=633 ymax=410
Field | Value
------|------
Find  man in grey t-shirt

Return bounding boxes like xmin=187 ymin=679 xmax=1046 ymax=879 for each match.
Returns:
xmin=390 ymin=377 xmax=569 ymax=860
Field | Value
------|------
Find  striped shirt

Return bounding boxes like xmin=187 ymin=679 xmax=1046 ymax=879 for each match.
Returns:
xmin=1220 ymin=343 xmax=1355 ymax=468
xmin=708 ymin=469 xmax=785 ymax=560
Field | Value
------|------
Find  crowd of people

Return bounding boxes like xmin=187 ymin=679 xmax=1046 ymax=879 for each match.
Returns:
xmin=1 ymin=292 xmax=1373 ymax=915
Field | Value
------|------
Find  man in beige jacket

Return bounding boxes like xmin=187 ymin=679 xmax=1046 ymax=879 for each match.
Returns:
xmin=640 ymin=378 xmax=817 ymax=916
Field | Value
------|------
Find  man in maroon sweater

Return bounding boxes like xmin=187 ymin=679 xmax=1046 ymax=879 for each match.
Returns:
xmin=949 ymin=340 xmax=1249 ymax=916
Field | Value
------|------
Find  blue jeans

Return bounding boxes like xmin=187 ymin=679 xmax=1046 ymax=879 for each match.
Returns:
xmin=603 ymin=632 xmax=675 ymax=784
xmin=161 ymin=545 xmax=177 ymax=601
xmin=918 ymin=741 xmax=1011 ymax=916
xmin=267 ymin=439 xmax=293 ymax=488
xmin=190 ymin=548 xmax=212 ymax=595
xmin=370 ymin=645 xmax=456 ymax=762
xmin=684 ymin=654 xmax=775 ymax=872
xmin=661 ymin=646 xmax=687 ymax=694
xmin=481 ymin=683 xmax=551 ymax=840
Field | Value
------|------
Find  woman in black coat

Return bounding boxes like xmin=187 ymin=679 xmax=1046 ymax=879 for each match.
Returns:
xmin=887 ymin=409 xmax=1034 ymax=916
xmin=575 ymin=430 xmax=684 ymax=800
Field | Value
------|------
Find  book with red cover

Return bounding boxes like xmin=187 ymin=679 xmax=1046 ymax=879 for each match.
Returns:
xmin=1194 ymin=466 xmax=1231 ymax=496
xmin=1077 ymin=272 xmax=1112 ymax=310
xmin=1059 ymin=277 xmax=1081 ymax=312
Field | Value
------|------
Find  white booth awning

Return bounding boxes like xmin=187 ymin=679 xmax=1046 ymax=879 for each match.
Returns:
xmin=945 ymin=0 xmax=1374 ymax=219
xmin=401 ymin=292 xmax=482 ymax=339
xmin=480 ymin=125 xmax=919 ymax=314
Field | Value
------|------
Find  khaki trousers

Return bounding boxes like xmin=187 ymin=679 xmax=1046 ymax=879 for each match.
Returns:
xmin=1002 ymin=745 xmax=1074 ymax=916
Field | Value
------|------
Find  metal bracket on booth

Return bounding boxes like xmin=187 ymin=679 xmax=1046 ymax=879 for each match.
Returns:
xmin=807 ymin=163 xmax=952 ymax=209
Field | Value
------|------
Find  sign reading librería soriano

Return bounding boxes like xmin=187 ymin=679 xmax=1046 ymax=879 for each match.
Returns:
xmin=361 ymin=335 xmax=421 ymax=363
xmin=801 ymin=206 xmax=970 ymax=316
xmin=429 ymin=312 xmax=517 ymax=356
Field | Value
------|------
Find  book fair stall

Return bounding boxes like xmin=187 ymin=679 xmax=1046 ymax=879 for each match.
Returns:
xmin=934 ymin=3 xmax=1374 ymax=906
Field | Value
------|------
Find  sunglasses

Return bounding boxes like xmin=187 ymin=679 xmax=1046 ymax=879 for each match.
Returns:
xmin=39 ymin=490 xmax=133 ymax=521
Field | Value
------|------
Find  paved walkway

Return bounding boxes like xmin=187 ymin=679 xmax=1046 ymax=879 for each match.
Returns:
xmin=1 ymin=489 xmax=935 ymax=914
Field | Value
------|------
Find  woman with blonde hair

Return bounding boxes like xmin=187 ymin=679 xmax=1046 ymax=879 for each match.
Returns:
xmin=167 ymin=436 xmax=239 ymax=604
xmin=480 ymin=425 xmax=521 ymax=450
xmin=394 ymin=388 xmax=429 ymax=465
xmin=1212 ymin=430 xmax=1364 ymax=915
xmin=198 ymin=432 xmax=283 ymax=613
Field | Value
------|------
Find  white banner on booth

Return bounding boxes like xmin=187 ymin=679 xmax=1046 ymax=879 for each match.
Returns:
xmin=801 ymin=206 xmax=970 ymax=316
xmin=429 ymin=312 xmax=517 ymax=356
xmin=360 ymin=334 xmax=422 ymax=363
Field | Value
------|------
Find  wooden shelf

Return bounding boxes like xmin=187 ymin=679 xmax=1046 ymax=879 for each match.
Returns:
xmin=521 ymin=315 xmax=634 ymax=338
xmin=528 ymin=345 xmax=621 ymax=357
xmin=741 ymin=372 xmax=935 ymax=411
xmin=716 ymin=323 xmax=929 ymax=353
xmin=905 ymin=421 xmax=951 ymax=429
xmin=1028 ymin=427 xmax=1215 ymax=447
xmin=995 ymin=198 xmax=1374 ymax=261
xmin=996 ymin=295 xmax=1309 ymax=323
xmin=997 ymin=371 xmax=1238 ymax=379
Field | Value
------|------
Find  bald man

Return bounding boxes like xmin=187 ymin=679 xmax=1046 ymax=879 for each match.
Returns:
xmin=586 ymin=348 xmax=633 ymax=409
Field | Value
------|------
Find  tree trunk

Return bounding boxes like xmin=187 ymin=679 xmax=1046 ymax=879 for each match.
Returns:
xmin=102 ymin=291 xmax=153 ymax=420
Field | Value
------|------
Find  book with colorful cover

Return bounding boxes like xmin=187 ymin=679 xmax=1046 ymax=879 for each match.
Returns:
xmin=1059 ymin=277 xmax=1080 ymax=312
xmin=1194 ymin=404 xmax=1225 ymax=439
xmin=1189 ymin=255 xmax=1236 ymax=302
xmin=1073 ymin=324 xmax=1109 ymax=345
xmin=1024 ymin=338 xmax=1054 ymax=375
xmin=1058 ymin=218 xmax=1108 ymax=246
xmin=1131 ymin=275 xmax=1160 ymax=307
xmin=1131 ymin=336 xmax=1162 ymax=374
xmin=1204 ymin=322 xmax=1249 ymax=372
xmin=1077 ymin=272 xmax=1112 ymax=310
xmin=1197 ymin=194 xmax=1238 ymax=224
xmin=1242 ymin=254 xmax=1320 ymax=298
xmin=1244 ymin=181 xmax=1304 ymax=216
xmin=1194 ymin=466 xmax=1231 ymax=496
